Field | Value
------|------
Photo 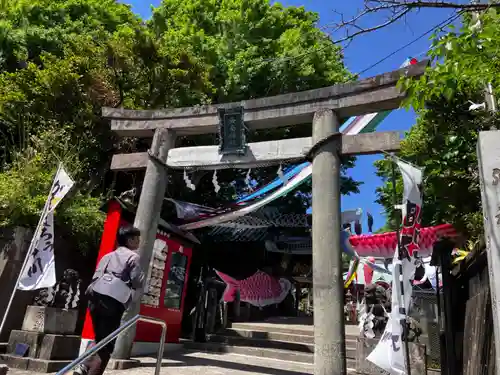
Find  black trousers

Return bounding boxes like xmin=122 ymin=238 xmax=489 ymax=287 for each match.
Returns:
xmin=83 ymin=292 xmax=125 ymax=375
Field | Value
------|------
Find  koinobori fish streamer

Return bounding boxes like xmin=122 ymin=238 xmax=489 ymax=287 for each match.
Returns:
xmin=215 ymin=270 xmax=291 ymax=308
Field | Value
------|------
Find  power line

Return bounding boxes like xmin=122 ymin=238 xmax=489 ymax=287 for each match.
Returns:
xmin=229 ymin=10 xmax=463 ymax=83
xmin=356 ymin=11 xmax=463 ymax=76
xmin=246 ymin=11 xmax=462 ymax=79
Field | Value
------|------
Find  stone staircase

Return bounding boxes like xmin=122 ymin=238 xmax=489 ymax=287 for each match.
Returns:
xmin=184 ymin=318 xmax=359 ymax=372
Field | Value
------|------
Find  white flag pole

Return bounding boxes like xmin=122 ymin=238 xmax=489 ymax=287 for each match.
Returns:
xmin=0 ymin=164 xmax=62 ymax=337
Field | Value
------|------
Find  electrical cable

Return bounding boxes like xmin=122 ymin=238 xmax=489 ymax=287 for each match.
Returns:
xmin=356 ymin=11 xmax=463 ymax=76
xmin=236 ymin=11 xmax=463 ymax=79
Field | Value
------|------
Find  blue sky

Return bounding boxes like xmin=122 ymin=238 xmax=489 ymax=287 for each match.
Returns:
xmin=124 ymin=0 xmax=457 ymax=232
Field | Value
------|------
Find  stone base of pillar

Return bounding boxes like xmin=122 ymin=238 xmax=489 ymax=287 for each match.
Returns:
xmin=108 ymin=359 xmax=141 ymax=370
xmin=1 ymin=329 xmax=81 ymax=373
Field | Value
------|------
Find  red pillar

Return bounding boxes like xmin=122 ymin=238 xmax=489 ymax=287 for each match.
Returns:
xmin=79 ymin=200 xmax=122 ymax=353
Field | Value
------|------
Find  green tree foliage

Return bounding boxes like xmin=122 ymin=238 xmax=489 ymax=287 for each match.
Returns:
xmin=150 ymin=0 xmax=353 ymax=102
xmin=0 ymin=0 xmax=145 ymax=251
xmin=401 ymin=11 xmax=500 ymax=109
xmin=148 ymin=0 xmax=359 ymax=214
xmin=375 ymin=10 xmax=500 ymax=239
xmin=0 ymin=0 xmax=359 ymax=253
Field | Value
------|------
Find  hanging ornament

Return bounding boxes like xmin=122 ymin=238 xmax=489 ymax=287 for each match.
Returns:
xmin=65 ymin=284 xmax=73 ymax=310
xmin=408 ymin=57 xmax=418 ymax=66
xmin=470 ymin=19 xmax=481 ymax=32
xmin=51 ymin=283 xmax=60 ymax=307
xmin=354 ymin=220 xmax=362 ymax=235
xmin=365 ymin=317 xmax=376 ymax=339
xmin=72 ymin=280 xmax=81 ymax=309
xmin=45 ymin=286 xmax=55 ymax=305
xmin=468 ymin=100 xmax=486 ymax=111
xmin=212 ymin=170 xmax=221 ymax=193
xmin=367 ymin=212 xmax=374 ymax=233
xmin=358 ymin=308 xmax=376 ymax=339
xmin=277 ymin=164 xmax=288 ymax=185
xmin=183 ymin=170 xmax=196 ymax=191
xmin=245 ymin=169 xmax=253 ymax=190
xmin=358 ymin=310 xmax=368 ymax=333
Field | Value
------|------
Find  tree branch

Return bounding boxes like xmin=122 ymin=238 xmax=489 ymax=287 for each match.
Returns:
xmin=381 ymin=0 xmax=498 ymax=10
xmin=332 ymin=9 xmax=411 ymax=44
xmin=327 ymin=1 xmax=499 ymax=45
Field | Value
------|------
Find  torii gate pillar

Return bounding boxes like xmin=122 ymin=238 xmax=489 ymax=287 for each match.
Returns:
xmin=113 ymin=129 xmax=175 ymax=359
xmin=312 ymin=109 xmax=346 ymax=374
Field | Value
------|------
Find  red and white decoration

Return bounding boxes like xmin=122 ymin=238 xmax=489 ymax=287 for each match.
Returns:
xmin=368 ymin=159 xmax=425 ymax=374
xmin=349 ymin=223 xmax=457 ymax=258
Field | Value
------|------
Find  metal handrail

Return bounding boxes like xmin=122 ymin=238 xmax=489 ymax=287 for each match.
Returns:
xmin=56 ymin=315 xmax=167 ymax=375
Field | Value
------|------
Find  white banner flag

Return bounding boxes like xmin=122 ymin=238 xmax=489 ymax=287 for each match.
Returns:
xmin=367 ymin=160 xmax=423 ymax=375
xmin=18 ymin=212 xmax=56 ymax=290
xmin=47 ymin=166 xmax=74 ymax=212
xmin=18 ymin=165 xmax=74 ymax=291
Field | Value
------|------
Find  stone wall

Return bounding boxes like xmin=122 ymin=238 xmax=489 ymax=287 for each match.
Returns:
xmin=0 ymin=226 xmax=99 ymax=341
xmin=0 ymin=227 xmax=37 ymax=341
xmin=51 ymin=233 xmax=98 ymax=334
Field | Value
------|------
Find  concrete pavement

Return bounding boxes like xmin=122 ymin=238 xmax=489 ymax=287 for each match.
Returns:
xmin=6 ymin=349 xmax=359 ymax=375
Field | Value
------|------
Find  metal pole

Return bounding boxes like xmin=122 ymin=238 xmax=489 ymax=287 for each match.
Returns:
xmin=390 ymin=159 xmax=412 ymax=375
xmin=311 ymin=109 xmax=346 ymax=375
xmin=155 ymin=316 xmax=167 ymax=375
xmin=472 ymin=1 xmax=497 ymax=119
xmin=112 ymin=129 xmax=175 ymax=359
xmin=0 ymin=164 xmax=62 ymax=337
xmin=485 ymin=82 xmax=497 ymax=114
xmin=56 ymin=315 xmax=166 ymax=375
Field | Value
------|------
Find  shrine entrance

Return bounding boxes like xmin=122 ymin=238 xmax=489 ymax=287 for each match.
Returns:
xmin=104 ymin=61 xmax=427 ymax=375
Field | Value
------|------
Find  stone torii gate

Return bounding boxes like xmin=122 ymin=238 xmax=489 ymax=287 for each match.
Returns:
xmin=104 ymin=61 xmax=427 ymax=375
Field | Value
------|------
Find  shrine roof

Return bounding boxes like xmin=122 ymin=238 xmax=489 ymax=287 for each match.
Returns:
xmin=101 ymin=197 xmax=200 ymax=245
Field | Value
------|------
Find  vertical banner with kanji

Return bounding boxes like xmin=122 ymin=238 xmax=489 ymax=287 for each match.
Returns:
xmin=18 ymin=165 xmax=74 ymax=291
xmin=367 ymin=160 xmax=423 ymax=375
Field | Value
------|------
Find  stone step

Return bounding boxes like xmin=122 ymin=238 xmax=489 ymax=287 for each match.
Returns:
xmin=223 ymin=327 xmax=315 ymax=343
xmin=230 ymin=322 xmax=314 ymax=336
xmin=208 ymin=333 xmax=357 ymax=355
xmin=1 ymin=354 xmax=71 ymax=373
xmin=184 ymin=341 xmax=357 ymax=366
xmin=221 ymin=327 xmax=357 ymax=346
xmin=229 ymin=321 xmax=360 ymax=338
